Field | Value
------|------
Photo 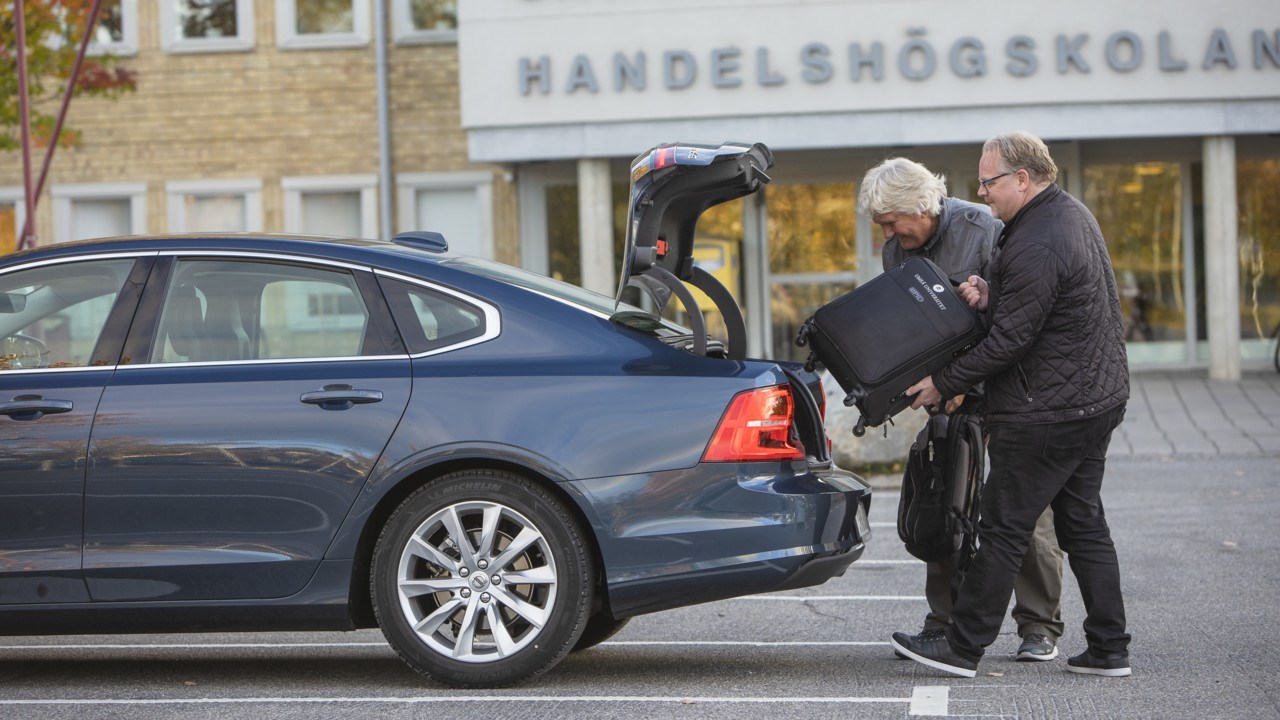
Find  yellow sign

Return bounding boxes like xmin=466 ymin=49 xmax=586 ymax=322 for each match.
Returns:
xmin=0 ymin=208 xmax=16 ymax=256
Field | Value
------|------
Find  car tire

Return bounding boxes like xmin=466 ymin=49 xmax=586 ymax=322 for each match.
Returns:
xmin=371 ymin=468 xmax=593 ymax=687
xmin=571 ymin=614 xmax=631 ymax=652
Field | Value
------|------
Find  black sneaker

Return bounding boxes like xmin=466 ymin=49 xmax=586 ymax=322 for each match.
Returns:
xmin=893 ymin=627 xmax=947 ymax=659
xmin=1016 ymin=633 xmax=1059 ymax=661
xmin=890 ymin=630 xmax=978 ymax=678
xmin=1066 ymin=650 xmax=1131 ymax=677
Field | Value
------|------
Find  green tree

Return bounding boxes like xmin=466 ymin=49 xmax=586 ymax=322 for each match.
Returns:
xmin=1 ymin=0 xmax=137 ymax=152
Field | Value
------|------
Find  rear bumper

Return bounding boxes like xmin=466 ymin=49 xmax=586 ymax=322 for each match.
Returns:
xmin=564 ymin=461 xmax=871 ymax=619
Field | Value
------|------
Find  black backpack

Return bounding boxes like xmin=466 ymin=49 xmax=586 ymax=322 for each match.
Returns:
xmin=896 ymin=410 xmax=985 ymax=566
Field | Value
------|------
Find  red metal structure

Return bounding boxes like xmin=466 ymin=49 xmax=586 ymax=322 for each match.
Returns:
xmin=14 ymin=0 xmax=106 ymax=252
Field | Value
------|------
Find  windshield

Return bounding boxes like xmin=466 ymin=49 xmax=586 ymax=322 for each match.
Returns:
xmin=442 ymin=257 xmax=694 ymax=336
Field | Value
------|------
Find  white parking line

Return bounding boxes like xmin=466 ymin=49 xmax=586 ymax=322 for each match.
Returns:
xmin=0 ymin=643 xmax=389 ymax=650
xmin=0 ymin=692 xmax=945 ymax=710
xmin=604 ymin=640 xmax=889 ymax=646
xmin=0 ymin=640 xmax=893 ymax=650
xmin=735 ymin=595 xmax=927 ymax=601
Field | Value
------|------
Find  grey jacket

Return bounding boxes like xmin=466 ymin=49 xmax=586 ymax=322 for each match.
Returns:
xmin=934 ymin=185 xmax=1130 ymax=424
xmin=881 ymin=197 xmax=1000 ymax=282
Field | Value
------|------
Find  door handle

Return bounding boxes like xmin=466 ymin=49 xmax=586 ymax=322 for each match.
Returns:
xmin=299 ymin=385 xmax=383 ymax=410
xmin=0 ymin=395 xmax=74 ymax=421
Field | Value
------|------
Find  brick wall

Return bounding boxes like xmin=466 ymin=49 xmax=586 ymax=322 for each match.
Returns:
xmin=0 ymin=1 xmax=518 ymax=264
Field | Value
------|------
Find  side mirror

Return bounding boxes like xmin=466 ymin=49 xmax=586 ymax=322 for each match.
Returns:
xmin=0 ymin=293 xmax=26 ymax=313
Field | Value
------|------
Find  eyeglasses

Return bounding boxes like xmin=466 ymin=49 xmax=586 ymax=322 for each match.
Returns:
xmin=978 ymin=171 xmax=1013 ymax=190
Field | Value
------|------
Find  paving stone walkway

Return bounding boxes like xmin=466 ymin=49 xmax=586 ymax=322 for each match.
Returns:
xmin=1110 ymin=370 xmax=1280 ymax=458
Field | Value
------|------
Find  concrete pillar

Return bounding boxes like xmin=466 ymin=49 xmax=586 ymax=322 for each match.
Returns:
xmin=577 ymin=158 xmax=615 ymax=296
xmin=1202 ymin=136 xmax=1241 ymax=381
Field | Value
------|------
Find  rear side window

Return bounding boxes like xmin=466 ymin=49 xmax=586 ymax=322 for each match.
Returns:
xmin=379 ymin=277 xmax=486 ymax=355
xmin=151 ymin=259 xmax=374 ymax=364
xmin=0 ymin=258 xmax=135 ymax=370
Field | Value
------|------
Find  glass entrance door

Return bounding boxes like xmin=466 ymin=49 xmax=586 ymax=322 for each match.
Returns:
xmin=1237 ymin=158 xmax=1280 ymax=364
xmin=1085 ymin=161 xmax=1192 ymax=364
xmin=764 ymin=182 xmax=857 ymax=362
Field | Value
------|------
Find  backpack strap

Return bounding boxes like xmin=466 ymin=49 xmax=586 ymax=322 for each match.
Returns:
xmin=948 ymin=412 xmax=985 ymax=572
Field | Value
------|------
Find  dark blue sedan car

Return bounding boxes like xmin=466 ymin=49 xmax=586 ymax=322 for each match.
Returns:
xmin=0 ymin=142 xmax=870 ymax=687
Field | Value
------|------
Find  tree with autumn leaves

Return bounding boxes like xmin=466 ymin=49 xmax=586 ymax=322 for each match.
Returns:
xmin=1 ymin=0 xmax=137 ymax=152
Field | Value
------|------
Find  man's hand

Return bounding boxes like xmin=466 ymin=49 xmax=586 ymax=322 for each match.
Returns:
xmin=944 ymin=394 xmax=966 ymax=414
xmin=907 ymin=376 xmax=944 ymax=413
xmin=959 ymin=275 xmax=989 ymax=311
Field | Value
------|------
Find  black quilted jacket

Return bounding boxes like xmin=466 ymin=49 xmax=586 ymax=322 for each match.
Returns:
xmin=933 ymin=185 xmax=1129 ymax=424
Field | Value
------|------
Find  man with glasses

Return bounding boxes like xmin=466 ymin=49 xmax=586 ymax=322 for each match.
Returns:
xmin=860 ymin=157 xmax=1065 ymax=664
xmin=892 ymin=132 xmax=1132 ymax=679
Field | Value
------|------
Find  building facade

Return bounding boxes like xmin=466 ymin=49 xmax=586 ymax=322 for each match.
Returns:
xmin=1 ymin=0 xmax=516 ymax=263
xmin=3 ymin=0 xmax=1278 ymax=378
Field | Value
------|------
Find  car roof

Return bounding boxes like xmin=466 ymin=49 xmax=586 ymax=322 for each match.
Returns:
xmin=2 ymin=233 xmax=450 ymax=270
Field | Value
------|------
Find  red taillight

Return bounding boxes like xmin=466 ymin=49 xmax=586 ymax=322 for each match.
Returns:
xmin=703 ymin=385 xmax=804 ymax=462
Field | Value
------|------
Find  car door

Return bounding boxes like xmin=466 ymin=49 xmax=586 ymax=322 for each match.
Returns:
xmin=0 ymin=255 xmax=150 ymax=604
xmin=84 ymin=254 xmax=410 ymax=602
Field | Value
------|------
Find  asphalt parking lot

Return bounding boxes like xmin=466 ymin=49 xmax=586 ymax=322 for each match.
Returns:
xmin=2 ymin=454 xmax=1277 ymax=720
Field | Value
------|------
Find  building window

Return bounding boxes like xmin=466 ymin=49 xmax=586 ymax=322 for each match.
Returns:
xmin=1085 ymin=162 xmax=1189 ymax=365
xmin=52 ymin=183 xmax=147 ymax=243
xmin=545 ymin=184 xmax=581 ymax=285
xmin=166 ymin=179 xmax=262 ymax=232
xmin=766 ymin=182 xmax=858 ymax=362
xmin=397 ymin=172 xmax=493 ymax=258
xmin=282 ymin=175 xmax=378 ymax=238
xmin=1237 ymin=158 xmax=1280 ymax=363
xmin=392 ymin=0 xmax=456 ymax=45
xmin=89 ymin=0 xmax=139 ymax=56
xmin=160 ymin=0 xmax=255 ymax=53
xmin=277 ymin=0 xmax=369 ymax=49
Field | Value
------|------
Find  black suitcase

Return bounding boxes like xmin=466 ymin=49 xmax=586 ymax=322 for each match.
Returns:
xmin=796 ymin=256 xmax=984 ymax=436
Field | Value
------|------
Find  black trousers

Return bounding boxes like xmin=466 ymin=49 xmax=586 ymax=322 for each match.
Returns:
xmin=949 ymin=403 xmax=1130 ymax=660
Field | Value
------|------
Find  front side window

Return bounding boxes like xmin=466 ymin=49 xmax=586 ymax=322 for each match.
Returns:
xmin=161 ymin=0 xmax=255 ymax=52
xmin=0 ymin=259 xmax=135 ymax=371
xmin=277 ymin=0 xmax=369 ymax=49
xmin=151 ymin=260 xmax=372 ymax=364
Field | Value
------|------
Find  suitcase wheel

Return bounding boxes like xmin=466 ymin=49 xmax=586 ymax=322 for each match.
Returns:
xmin=794 ymin=322 xmax=811 ymax=347
xmin=852 ymin=416 xmax=866 ymax=437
